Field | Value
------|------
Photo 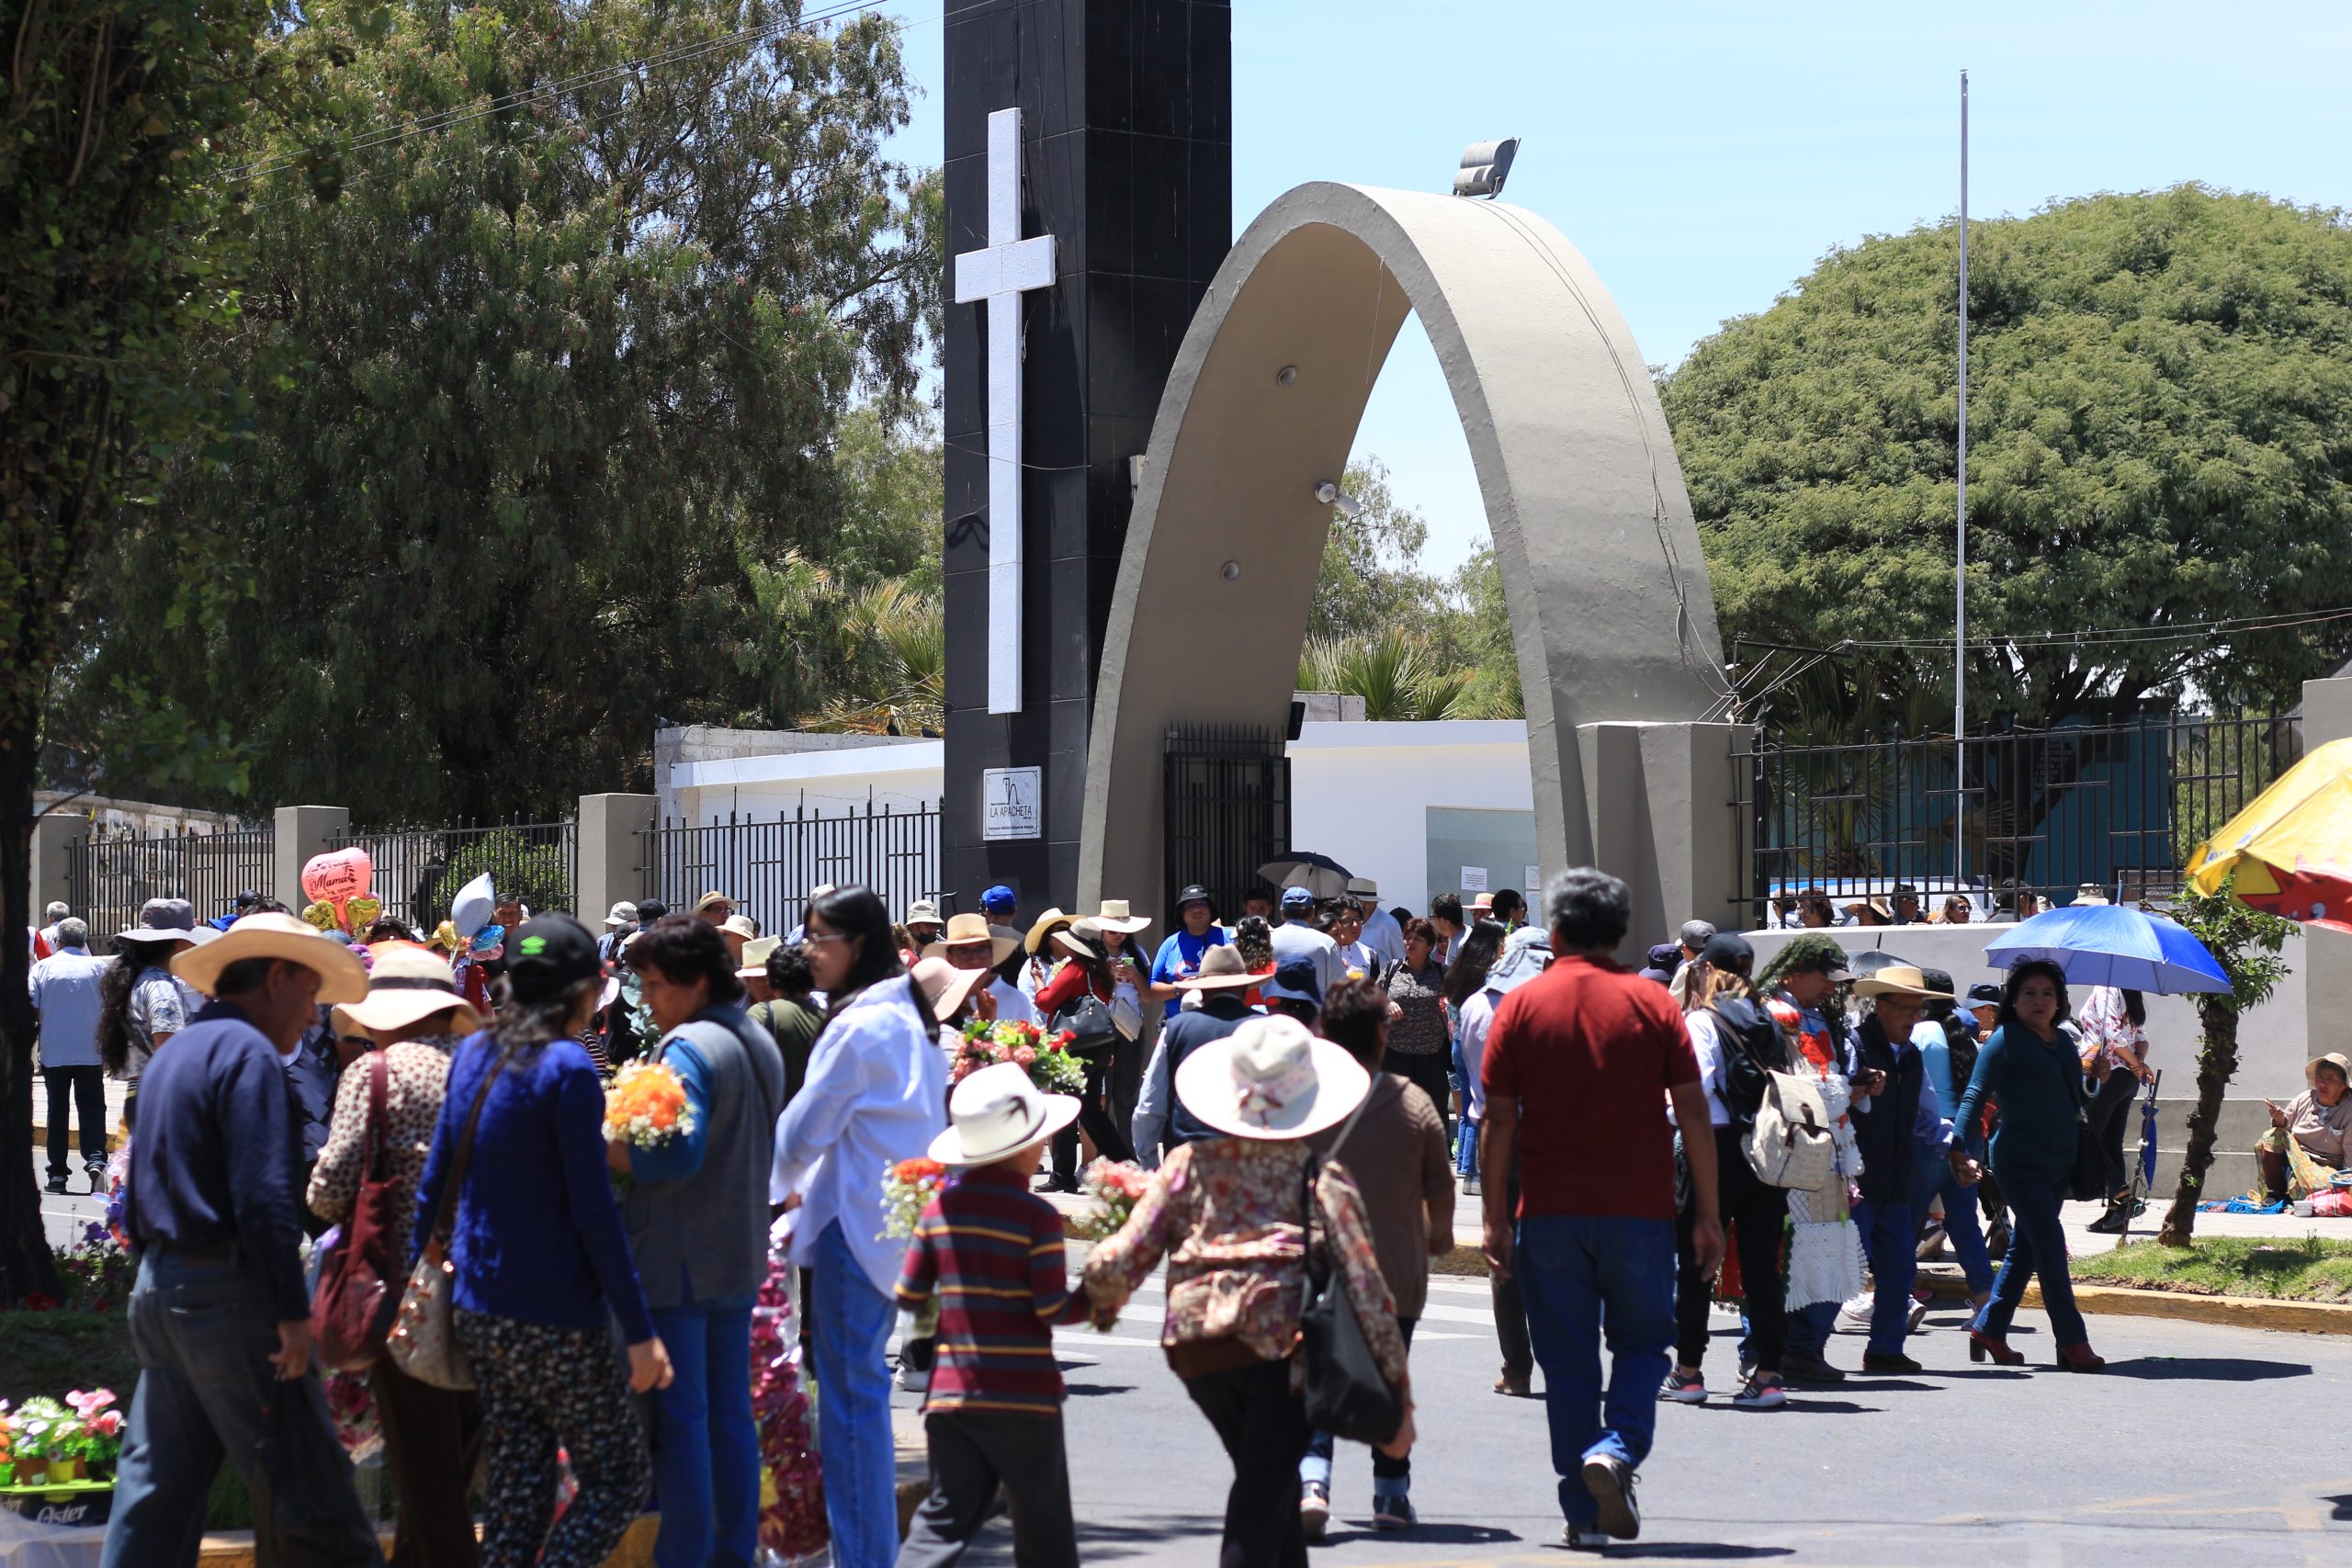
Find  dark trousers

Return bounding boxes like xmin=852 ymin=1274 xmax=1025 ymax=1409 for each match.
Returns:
xmin=43 ymin=1066 xmax=107 ymax=1177
xmin=1973 ymin=1163 xmax=2089 ymax=1348
xmin=1051 ymin=1050 xmax=1134 ymax=1183
xmin=896 ymin=1409 xmax=1078 ymax=1568
xmin=1183 ymin=1358 xmax=1312 ymax=1568
xmin=370 ymin=1359 xmax=482 ymax=1568
xmin=1388 ymin=1051 xmax=1453 ymax=1142
xmin=1675 ymin=1128 xmax=1789 ymax=1374
xmin=103 ymin=1248 xmax=383 ymax=1568
xmin=2084 ymin=1071 xmax=2139 ymax=1199
xmin=1493 ymin=1161 xmax=1533 ymax=1382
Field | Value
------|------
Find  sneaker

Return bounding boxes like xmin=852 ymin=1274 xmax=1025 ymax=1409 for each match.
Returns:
xmin=1493 ymin=1371 xmax=1532 ymax=1397
xmin=1737 ymin=1359 xmax=1758 ymax=1384
xmin=1657 ymin=1371 xmax=1707 ymax=1404
xmin=1299 ymin=1482 xmax=1329 ymax=1542
xmin=1836 ymin=1292 xmax=1873 ymax=1329
xmin=1861 ymin=1350 xmax=1924 ymax=1374
xmin=1562 ymin=1523 xmax=1614 ymax=1551
xmin=44 ymin=1173 xmax=68 ymax=1196
xmin=1730 ymin=1375 xmax=1787 ymax=1410
xmin=1906 ymin=1299 xmax=1928 ymax=1333
xmin=895 ymin=1358 xmax=930 ymax=1393
xmin=1371 ymin=1493 xmax=1416 ymax=1531
xmin=2085 ymin=1207 xmax=2127 ymax=1235
xmin=1463 ymin=1175 xmax=1482 ymax=1197
xmin=1581 ymin=1453 xmax=1641 ymax=1541
xmin=1781 ymin=1348 xmax=1846 ymax=1385
xmin=1915 ymin=1224 xmax=1948 ymax=1260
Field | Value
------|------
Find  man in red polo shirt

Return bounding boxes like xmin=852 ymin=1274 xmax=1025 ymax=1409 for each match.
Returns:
xmin=1480 ymin=868 xmax=1723 ymax=1551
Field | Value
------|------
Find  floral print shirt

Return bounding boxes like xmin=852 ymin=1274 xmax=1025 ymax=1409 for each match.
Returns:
xmin=2075 ymin=986 xmax=2150 ymax=1077
xmin=1082 ymin=1137 xmax=1409 ymax=1384
xmin=306 ymin=1036 xmax=459 ymax=1247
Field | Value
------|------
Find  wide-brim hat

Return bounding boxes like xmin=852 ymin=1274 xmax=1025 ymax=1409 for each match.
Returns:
xmin=1181 ymin=944 xmax=1262 ymax=991
xmin=334 ymin=942 xmax=482 ymax=1036
xmin=1175 ymin=1014 xmax=1371 ymax=1140
xmin=720 ymin=914 xmax=759 ymax=946
xmin=173 ymin=912 xmax=368 ymax=1005
xmin=905 ymin=897 xmax=944 ymax=931
xmin=1487 ymin=927 xmax=1553 ymax=996
xmin=117 ymin=897 xmax=217 ymax=950
xmin=2308 ymin=1053 xmax=2351 ymax=1087
xmin=1345 ymin=876 xmax=1379 ymax=900
xmin=1023 ymin=908 xmax=1074 ymax=953
xmin=1093 ymin=899 xmax=1152 ymax=934
xmin=910 ymin=956 xmax=989 ymax=1023
xmin=1852 ymin=964 xmax=1954 ymax=1000
xmin=1843 ymin=897 xmax=1894 ymax=921
xmin=923 ymin=912 xmax=1018 ymax=967
xmin=1174 ymin=884 xmax=1216 ymax=916
xmin=928 ymin=1061 xmax=1081 ymax=1166
xmin=1051 ymin=919 xmax=1113 ymax=964
xmin=736 ymin=935 xmax=782 ymax=979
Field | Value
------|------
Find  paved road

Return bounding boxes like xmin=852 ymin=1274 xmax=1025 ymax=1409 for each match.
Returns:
xmin=901 ymin=1264 xmax=2352 ymax=1567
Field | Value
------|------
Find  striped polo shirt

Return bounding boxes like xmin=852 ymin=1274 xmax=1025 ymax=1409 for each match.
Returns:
xmin=895 ymin=1164 xmax=1091 ymax=1416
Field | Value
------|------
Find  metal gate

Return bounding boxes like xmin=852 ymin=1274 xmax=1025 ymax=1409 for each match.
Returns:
xmin=67 ymin=827 xmax=276 ymax=949
xmin=1161 ymin=725 xmax=1291 ymax=930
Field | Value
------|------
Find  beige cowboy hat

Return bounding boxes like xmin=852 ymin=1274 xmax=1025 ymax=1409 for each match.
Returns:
xmin=927 ymin=1061 xmax=1080 ymax=1167
xmin=1092 ymin=899 xmax=1152 ymax=935
xmin=1852 ymin=963 xmax=1955 ymax=1000
xmin=694 ymin=890 xmax=736 ymax=916
xmin=909 ymin=955 xmax=989 ymax=1024
xmin=173 ymin=912 xmax=368 ymax=1005
xmin=334 ymin=942 xmax=483 ymax=1038
xmin=736 ymin=934 xmax=781 ymax=980
xmin=1174 ymin=1013 xmax=1371 ymax=1140
xmin=1023 ymin=908 xmax=1075 ymax=954
xmin=1179 ymin=943 xmax=1262 ymax=992
xmin=1843 ymin=896 xmax=1895 ymax=922
xmin=2305 ymin=1053 xmax=2351 ymax=1086
xmin=925 ymin=912 xmax=1019 ymax=967
xmin=1345 ymin=875 xmax=1379 ymax=900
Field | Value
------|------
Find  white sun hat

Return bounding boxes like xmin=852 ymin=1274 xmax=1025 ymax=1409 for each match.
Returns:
xmin=928 ymin=1060 xmax=1080 ymax=1167
xmin=1173 ymin=1013 xmax=1370 ymax=1141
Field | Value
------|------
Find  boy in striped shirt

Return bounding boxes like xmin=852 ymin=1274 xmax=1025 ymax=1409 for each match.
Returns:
xmin=896 ymin=1062 xmax=1094 ymax=1568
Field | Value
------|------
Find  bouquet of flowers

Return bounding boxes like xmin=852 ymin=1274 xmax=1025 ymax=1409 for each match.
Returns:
xmin=951 ymin=1018 xmax=1087 ymax=1095
xmin=1078 ymin=1159 xmax=1151 ymax=1241
xmin=880 ymin=1157 xmax=950 ymax=1241
xmin=605 ymin=1058 xmax=695 ymax=1149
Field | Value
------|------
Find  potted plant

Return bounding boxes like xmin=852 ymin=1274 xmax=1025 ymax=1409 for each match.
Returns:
xmin=5 ymin=1398 xmax=75 ymax=1484
xmin=0 ymin=1390 xmax=122 ymax=1526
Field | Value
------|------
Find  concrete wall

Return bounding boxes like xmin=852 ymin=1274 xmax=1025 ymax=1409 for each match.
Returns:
xmin=1287 ymin=721 xmax=1533 ymax=911
xmin=666 ymin=740 xmax=944 ymax=825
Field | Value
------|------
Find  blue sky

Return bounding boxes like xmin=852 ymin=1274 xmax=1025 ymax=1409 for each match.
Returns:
xmin=888 ymin=1 xmax=2352 ymax=570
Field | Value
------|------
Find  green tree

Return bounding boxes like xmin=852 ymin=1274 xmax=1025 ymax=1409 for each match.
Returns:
xmin=1308 ymin=457 xmax=1449 ymax=641
xmin=1297 ymin=628 xmax=1474 ymax=722
xmin=2156 ymin=879 xmax=2297 ymax=1247
xmin=80 ymin=0 xmax=939 ymax=824
xmin=1661 ymin=186 xmax=2352 ymax=729
xmin=2 ymin=0 xmax=338 ymax=1301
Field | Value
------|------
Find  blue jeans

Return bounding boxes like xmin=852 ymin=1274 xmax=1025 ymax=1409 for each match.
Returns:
xmin=1973 ymin=1163 xmax=2088 ymax=1346
xmin=1301 ymin=1317 xmax=1418 ymax=1499
xmin=810 ymin=1219 xmax=899 ymax=1568
xmin=1848 ymin=1198 xmax=1917 ymax=1355
xmin=650 ymin=1290 xmax=760 ymax=1568
xmin=1781 ymin=1299 xmax=1839 ymax=1357
xmin=1514 ymin=1214 xmax=1676 ymax=1529
xmin=103 ymin=1249 xmax=382 ymax=1568
xmin=1456 ymin=1111 xmax=1481 ymax=1180
xmin=1932 ymin=1168 xmax=1994 ymax=1294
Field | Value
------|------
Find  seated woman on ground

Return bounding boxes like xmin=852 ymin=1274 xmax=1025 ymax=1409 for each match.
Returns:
xmin=2258 ymin=1053 xmax=2352 ymax=1202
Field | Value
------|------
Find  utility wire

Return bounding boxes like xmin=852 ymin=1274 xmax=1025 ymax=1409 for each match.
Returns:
xmin=1843 ymin=604 xmax=2352 ymax=652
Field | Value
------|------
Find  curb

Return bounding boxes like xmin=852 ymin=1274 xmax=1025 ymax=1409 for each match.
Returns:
xmin=1920 ymin=1269 xmax=2352 ymax=1335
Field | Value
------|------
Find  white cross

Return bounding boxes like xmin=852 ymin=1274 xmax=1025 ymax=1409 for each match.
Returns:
xmin=954 ymin=107 xmax=1057 ymax=716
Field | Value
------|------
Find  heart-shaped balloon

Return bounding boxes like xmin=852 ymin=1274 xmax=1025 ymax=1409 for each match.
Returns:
xmin=344 ymin=896 xmax=383 ymax=935
xmin=301 ymin=848 xmax=374 ymax=930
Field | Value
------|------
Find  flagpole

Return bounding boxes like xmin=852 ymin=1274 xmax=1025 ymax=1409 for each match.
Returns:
xmin=1954 ymin=69 xmax=1970 ymax=897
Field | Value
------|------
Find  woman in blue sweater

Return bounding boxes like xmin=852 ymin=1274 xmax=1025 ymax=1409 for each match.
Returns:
xmin=1949 ymin=960 xmax=2105 ymax=1372
xmin=413 ymin=915 xmax=673 ymax=1568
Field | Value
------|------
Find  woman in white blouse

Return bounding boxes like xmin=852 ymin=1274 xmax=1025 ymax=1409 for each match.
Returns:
xmin=2075 ymin=985 xmax=2151 ymax=1234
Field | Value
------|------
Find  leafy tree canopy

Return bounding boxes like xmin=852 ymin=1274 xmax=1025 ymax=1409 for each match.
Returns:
xmin=78 ymin=0 xmax=939 ymax=823
xmin=1660 ymin=185 xmax=2352 ymax=732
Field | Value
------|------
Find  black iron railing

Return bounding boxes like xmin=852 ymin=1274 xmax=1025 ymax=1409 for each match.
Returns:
xmin=1730 ymin=711 xmax=2301 ymax=927
xmin=334 ymin=819 xmax=578 ymax=931
xmin=646 ymin=803 xmax=943 ymax=935
xmin=1162 ymin=724 xmax=1292 ymax=931
xmin=67 ymin=827 xmax=276 ymax=949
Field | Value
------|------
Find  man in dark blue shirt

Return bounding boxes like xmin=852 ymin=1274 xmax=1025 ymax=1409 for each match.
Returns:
xmin=103 ymin=913 xmax=384 ymax=1568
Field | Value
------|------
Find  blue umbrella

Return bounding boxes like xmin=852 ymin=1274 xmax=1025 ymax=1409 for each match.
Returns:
xmin=1983 ymin=905 xmax=2231 ymax=995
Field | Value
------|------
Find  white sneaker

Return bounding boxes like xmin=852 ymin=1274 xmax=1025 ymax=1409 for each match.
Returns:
xmin=1836 ymin=1292 xmax=1874 ymax=1329
xmin=1906 ymin=1299 xmax=1928 ymax=1333
xmin=1563 ymin=1523 xmax=1613 ymax=1551
xmin=896 ymin=1358 xmax=931 ymax=1392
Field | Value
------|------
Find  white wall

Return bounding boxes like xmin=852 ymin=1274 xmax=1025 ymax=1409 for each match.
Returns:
xmin=1287 ymin=721 xmax=1534 ymax=912
xmin=669 ymin=741 xmax=944 ymax=825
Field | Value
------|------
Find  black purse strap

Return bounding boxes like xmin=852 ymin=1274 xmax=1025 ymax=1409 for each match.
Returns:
xmin=423 ymin=1049 xmax=504 ymax=1247
xmin=364 ymin=1051 xmax=390 ymax=1185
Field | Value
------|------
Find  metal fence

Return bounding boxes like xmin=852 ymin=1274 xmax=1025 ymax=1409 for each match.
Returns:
xmin=1731 ymin=710 xmax=2301 ymax=926
xmin=66 ymin=828 xmax=276 ymax=950
xmin=1162 ymin=724 xmax=1293 ymax=931
xmin=646 ymin=803 xmax=944 ymax=935
xmin=333 ymin=819 xmax=578 ymax=931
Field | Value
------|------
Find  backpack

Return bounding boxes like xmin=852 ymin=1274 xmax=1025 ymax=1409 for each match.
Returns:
xmin=1720 ymin=998 xmax=1835 ymax=1191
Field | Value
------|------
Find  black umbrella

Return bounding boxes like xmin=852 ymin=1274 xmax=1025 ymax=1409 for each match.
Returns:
xmin=1257 ymin=852 xmax=1353 ymax=901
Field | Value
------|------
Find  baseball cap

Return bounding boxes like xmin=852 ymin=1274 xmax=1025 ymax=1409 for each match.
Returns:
xmin=1679 ymin=919 xmax=1717 ymax=949
xmin=1965 ymin=981 xmax=2004 ymax=1010
xmin=1281 ymin=886 xmax=1316 ymax=910
xmin=504 ymin=914 xmax=601 ymax=1003
xmin=981 ymin=885 xmax=1017 ymax=915
xmin=1260 ymin=959 xmax=1322 ymax=1010
xmin=1699 ymin=931 xmax=1755 ymax=974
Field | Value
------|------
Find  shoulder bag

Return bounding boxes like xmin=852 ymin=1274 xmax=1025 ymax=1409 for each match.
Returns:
xmin=1296 ymin=1100 xmax=1406 ymax=1448
xmin=311 ymin=1053 xmax=403 ymax=1371
xmin=387 ymin=1050 xmax=503 ymax=1391
xmin=1051 ymin=980 xmax=1123 ymax=1060
xmin=1718 ymin=1002 xmax=1835 ymax=1191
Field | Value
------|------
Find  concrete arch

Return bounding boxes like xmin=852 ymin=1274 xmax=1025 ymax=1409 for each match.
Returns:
xmin=1078 ymin=181 xmax=1731 ymax=929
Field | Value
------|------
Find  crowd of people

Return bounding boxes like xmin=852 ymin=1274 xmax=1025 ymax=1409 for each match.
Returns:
xmin=9 ymin=861 xmax=2322 ymax=1565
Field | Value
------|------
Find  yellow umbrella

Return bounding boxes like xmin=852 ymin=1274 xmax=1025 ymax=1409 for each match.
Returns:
xmin=2187 ymin=736 xmax=2352 ymax=926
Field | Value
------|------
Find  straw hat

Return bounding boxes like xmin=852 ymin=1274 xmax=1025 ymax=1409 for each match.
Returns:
xmin=2306 ymin=1053 xmax=2351 ymax=1087
xmin=173 ymin=912 xmax=368 ymax=1005
xmin=736 ymin=934 xmax=781 ymax=979
xmin=1092 ymin=899 xmax=1152 ymax=934
xmin=1174 ymin=1014 xmax=1371 ymax=1140
xmin=1843 ymin=896 xmax=1894 ymax=922
xmin=1051 ymin=918 xmax=1111 ymax=963
xmin=927 ymin=1061 xmax=1080 ymax=1167
xmin=116 ymin=897 xmax=217 ymax=951
xmin=1178 ymin=943 xmax=1262 ymax=992
xmin=333 ymin=942 xmax=482 ymax=1038
xmin=923 ymin=912 xmax=1018 ymax=967
xmin=910 ymin=956 xmax=988 ymax=1023
xmin=1023 ymin=908 xmax=1074 ymax=954
xmin=1852 ymin=964 xmax=1954 ymax=1000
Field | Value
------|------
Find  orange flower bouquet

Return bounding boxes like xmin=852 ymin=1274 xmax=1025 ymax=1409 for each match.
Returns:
xmin=1079 ymin=1158 xmax=1151 ymax=1241
xmin=605 ymin=1060 xmax=695 ymax=1149
xmin=881 ymin=1156 xmax=950 ymax=1240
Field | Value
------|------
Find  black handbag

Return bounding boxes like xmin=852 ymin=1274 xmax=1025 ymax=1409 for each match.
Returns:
xmin=1296 ymin=1144 xmax=1405 ymax=1447
xmin=1051 ymin=988 xmax=1122 ymax=1060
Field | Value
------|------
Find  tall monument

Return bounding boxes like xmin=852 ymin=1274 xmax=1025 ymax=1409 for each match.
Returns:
xmin=940 ymin=0 xmax=1233 ymax=911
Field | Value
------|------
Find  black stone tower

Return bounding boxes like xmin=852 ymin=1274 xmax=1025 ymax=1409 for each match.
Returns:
xmin=940 ymin=0 xmax=1232 ymax=914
